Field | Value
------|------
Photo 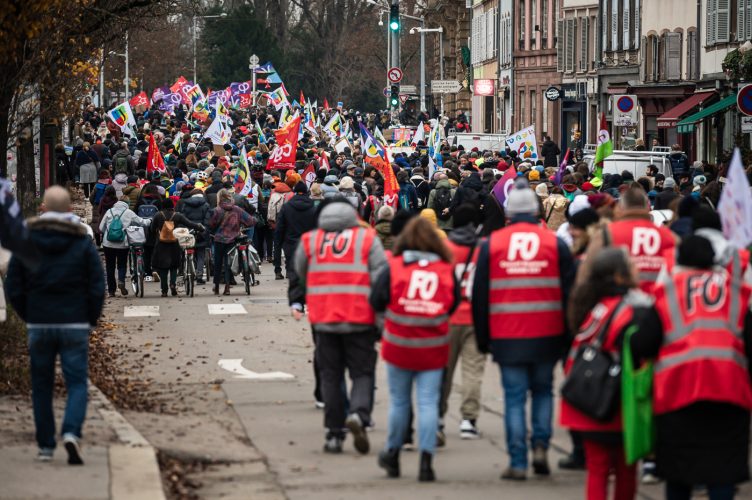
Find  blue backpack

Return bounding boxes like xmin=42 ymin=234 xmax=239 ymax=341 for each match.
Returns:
xmin=137 ymin=199 xmax=159 ymax=219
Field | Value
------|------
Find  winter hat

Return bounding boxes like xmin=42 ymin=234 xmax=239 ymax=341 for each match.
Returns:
xmin=293 ymin=182 xmax=308 ymax=195
xmin=581 ymin=181 xmax=594 ymax=192
xmin=339 ymin=176 xmax=355 ymax=190
xmin=377 ymin=205 xmax=395 ymax=221
xmin=693 ymin=175 xmax=707 ymax=187
xmin=506 ymin=188 xmax=540 ymax=216
xmin=663 ymin=177 xmax=676 ymax=189
xmin=528 ymin=170 xmax=540 ymax=181
xmin=127 ymin=175 xmax=139 ymax=184
xmin=568 ymin=194 xmax=592 ymax=217
xmin=535 ymin=183 xmax=549 ymax=198
xmin=323 ymin=175 xmax=339 ymax=185
xmin=569 ymin=208 xmax=600 ymax=230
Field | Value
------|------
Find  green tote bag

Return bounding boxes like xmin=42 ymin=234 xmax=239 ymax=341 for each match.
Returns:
xmin=621 ymin=326 xmax=655 ymax=465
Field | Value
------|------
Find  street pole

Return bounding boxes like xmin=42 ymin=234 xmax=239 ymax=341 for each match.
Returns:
xmin=124 ymin=31 xmax=129 ymax=102
xmin=386 ymin=18 xmax=391 ymax=109
xmin=420 ymin=18 xmax=426 ymax=113
xmin=249 ymin=54 xmax=260 ymax=107
xmin=99 ymin=49 xmax=105 ymax=108
xmin=390 ymin=0 xmax=400 ymax=73
xmin=193 ymin=16 xmax=197 ymax=83
xmin=439 ymin=29 xmax=444 ymax=117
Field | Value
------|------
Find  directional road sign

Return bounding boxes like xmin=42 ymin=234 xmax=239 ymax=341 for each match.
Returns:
xmin=387 ymin=67 xmax=403 ymax=84
xmin=399 ymin=85 xmax=417 ymax=94
xmin=431 ymin=80 xmax=463 ymax=94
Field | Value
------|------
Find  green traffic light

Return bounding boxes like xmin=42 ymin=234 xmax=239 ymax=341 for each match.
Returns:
xmin=390 ymin=20 xmax=399 ymax=31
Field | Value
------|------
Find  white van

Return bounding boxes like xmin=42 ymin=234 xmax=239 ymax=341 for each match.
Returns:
xmin=447 ymin=133 xmax=507 ymax=152
xmin=581 ymin=146 xmax=675 ymax=179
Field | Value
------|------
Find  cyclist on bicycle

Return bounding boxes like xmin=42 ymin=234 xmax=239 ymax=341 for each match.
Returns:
xmin=208 ymin=189 xmax=256 ymax=296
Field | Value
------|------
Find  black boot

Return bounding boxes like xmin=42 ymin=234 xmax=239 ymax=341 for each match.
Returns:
xmin=418 ymin=451 xmax=435 ymax=482
xmin=378 ymin=448 xmax=400 ymax=478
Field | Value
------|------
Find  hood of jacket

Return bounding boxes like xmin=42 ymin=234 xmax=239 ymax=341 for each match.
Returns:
xmin=219 ymin=200 xmax=235 ymax=211
xmin=183 ymin=195 xmax=208 ymax=208
xmin=286 ymin=194 xmax=315 ymax=212
xmin=435 ymin=178 xmax=452 ymax=190
xmin=461 ymin=173 xmax=483 ymax=191
xmin=273 ymin=182 xmax=291 ymax=194
xmin=113 ymin=172 xmax=128 ymax=184
xmin=123 ymin=185 xmax=139 ymax=195
xmin=318 ymin=202 xmax=358 ymax=231
xmin=448 ymin=223 xmax=477 ymax=246
xmin=27 ymin=212 xmax=88 ymax=253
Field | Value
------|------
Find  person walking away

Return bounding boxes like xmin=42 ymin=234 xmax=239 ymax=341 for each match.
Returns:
xmin=255 ymin=178 xmax=274 ymax=262
xmin=267 ymin=180 xmax=294 ymax=279
xmin=563 ymin=248 xmax=650 ymax=500
xmin=440 ymin=204 xmax=486 ymax=440
xmin=541 ymin=136 xmax=561 ymax=169
xmin=122 ymin=175 xmax=141 ymax=211
xmin=150 ymin=198 xmax=204 ymax=296
xmin=653 ymin=177 xmax=679 ymax=211
xmin=135 ymin=184 xmax=162 ymax=281
xmin=76 ymin=141 xmax=99 ymax=197
xmin=112 ymin=142 xmax=134 ymax=176
xmin=667 ymin=144 xmax=688 ymax=180
xmin=54 ymin=144 xmax=72 ymax=187
xmin=578 ymin=185 xmax=677 ymax=294
xmin=290 ymin=200 xmax=387 ymax=454
xmin=276 ymin=182 xmax=317 ymax=285
xmin=472 ymin=186 xmax=575 ymax=480
xmin=374 ymin=205 xmax=395 ymax=252
xmin=99 ymin=197 xmax=151 ymax=297
xmin=177 ymin=189 xmax=211 ymax=284
xmin=370 ymin=217 xmax=459 ymax=481
xmin=208 ymin=189 xmax=255 ymax=296
xmin=4 ymin=186 xmax=105 ymax=464
xmin=427 ymin=175 xmax=457 ymax=233
xmin=630 ymin=235 xmax=752 ymax=500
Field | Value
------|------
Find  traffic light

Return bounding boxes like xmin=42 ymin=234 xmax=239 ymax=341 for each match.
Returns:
xmin=389 ymin=4 xmax=400 ymax=31
xmin=390 ymin=85 xmax=400 ymax=108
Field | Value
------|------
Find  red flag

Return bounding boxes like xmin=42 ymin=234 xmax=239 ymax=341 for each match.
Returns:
xmin=381 ymin=151 xmax=399 ymax=208
xmin=170 ymin=76 xmax=187 ymax=94
xmin=302 ymin=163 xmax=316 ymax=188
xmin=300 ymin=90 xmax=306 ymax=105
xmin=129 ymin=91 xmax=150 ymax=109
xmin=146 ymin=133 xmax=165 ymax=174
xmin=324 ymin=98 xmax=330 ymax=110
xmin=267 ymin=115 xmax=301 ymax=171
xmin=319 ymin=153 xmax=331 ymax=172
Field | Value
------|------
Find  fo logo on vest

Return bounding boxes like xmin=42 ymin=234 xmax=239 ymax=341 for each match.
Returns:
xmin=631 ymin=227 xmax=661 ymax=256
xmin=318 ymin=229 xmax=354 ymax=258
xmin=685 ymin=273 xmax=727 ymax=314
xmin=407 ymin=270 xmax=439 ymax=300
xmin=507 ymin=233 xmax=540 ymax=261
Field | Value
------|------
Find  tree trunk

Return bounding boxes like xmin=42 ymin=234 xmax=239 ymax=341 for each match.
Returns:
xmin=16 ymin=126 xmax=37 ymax=217
xmin=0 ymin=86 xmax=13 ymax=179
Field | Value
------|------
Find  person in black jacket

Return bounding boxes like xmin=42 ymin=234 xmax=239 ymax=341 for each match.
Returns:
xmin=177 ymin=190 xmax=211 ymax=284
xmin=276 ymin=182 xmax=317 ymax=281
xmin=54 ymin=144 xmax=72 ymax=187
xmin=4 ymin=186 xmax=105 ymax=465
xmin=653 ymin=177 xmax=679 ymax=210
xmin=541 ymin=136 xmax=560 ymax=169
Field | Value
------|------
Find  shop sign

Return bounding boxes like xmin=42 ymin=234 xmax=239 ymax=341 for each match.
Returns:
xmin=545 ymin=86 xmax=562 ymax=101
xmin=473 ymin=79 xmax=495 ymax=96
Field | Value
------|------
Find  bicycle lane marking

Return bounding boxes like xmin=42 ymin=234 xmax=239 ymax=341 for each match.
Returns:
xmin=207 ymin=304 xmax=247 ymax=315
xmin=124 ymin=305 xmax=160 ymax=317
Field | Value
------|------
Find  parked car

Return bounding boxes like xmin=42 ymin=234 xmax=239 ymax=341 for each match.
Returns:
xmin=447 ymin=133 xmax=507 ymax=152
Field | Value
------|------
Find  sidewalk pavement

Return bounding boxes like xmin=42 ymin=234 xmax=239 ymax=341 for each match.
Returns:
xmin=0 ymin=385 xmax=165 ymax=500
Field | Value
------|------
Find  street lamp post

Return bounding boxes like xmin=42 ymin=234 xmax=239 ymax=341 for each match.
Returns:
xmin=248 ymin=54 xmax=260 ymax=106
xmin=124 ymin=30 xmax=129 ymax=101
xmin=192 ymin=13 xmax=228 ymax=83
xmin=410 ymin=26 xmax=444 ymax=115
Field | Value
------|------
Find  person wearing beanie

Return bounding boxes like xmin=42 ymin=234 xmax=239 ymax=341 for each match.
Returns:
xmin=275 ymin=181 xmax=317 ymax=284
xmin=289 ymin=200 xmax=387 ymax=455
xmin=321 ymin=174 xmax=341 ymax=199
xmin=419 ymin=208 xmax=447 ymax=239
xmin=654 ymin=176 xmax=679 ymax=210
xmin=535 ymin=182 xmax=549 ymax=199
xmin=208 ymin=189 xmax=256 ymax=295
xmin=374 ymin=205 xmax=395 ymax=251
xmin=472 ymin=186 xmax=574 ymax=480
xmin=338 ymin=176 xmax=362 ymax=209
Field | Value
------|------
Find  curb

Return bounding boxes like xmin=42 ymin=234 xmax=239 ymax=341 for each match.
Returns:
xmin=89 ymin=383 xmax=166 ymax=500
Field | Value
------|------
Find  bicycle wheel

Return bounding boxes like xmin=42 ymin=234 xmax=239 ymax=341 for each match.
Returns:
xmin=242 ymin=253 xmax=251 ymax=295
xmin=205 ymin=247 xmax=213 ymax=282
xmin=137 ymin=256 xmax=145 ymax=298
xmin=185 ymin=257 xmax=194 ymax=297
xmin=130 ymin=250 xmax=139 ymax=295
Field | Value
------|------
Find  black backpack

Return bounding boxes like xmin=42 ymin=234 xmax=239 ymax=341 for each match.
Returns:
xmin=433 ymin=187 xmax=453 ymax=221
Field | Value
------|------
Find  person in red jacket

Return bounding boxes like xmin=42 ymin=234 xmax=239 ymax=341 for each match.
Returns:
xmin=370 ymin=217 xmax=459 ymax=482
xmin=564 ymin=247 xmax=650 ymax=500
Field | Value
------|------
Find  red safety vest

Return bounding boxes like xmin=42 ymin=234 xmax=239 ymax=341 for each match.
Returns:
xmin=302 ymin=226 xmax=375 ymax=326
xmin=561 ymin=296 xmax=634 ymax=432
xmin=488 ymin=222 xmax=564 ymax=340
xmin=653 ymin=254 xmax=752 ymax=415
xmin=446 ymin=240 xmax=479 ymax=326
xmin=381 ymin=255 xmax=455 ymax=371
xmin=608 ymin=219 xmax=675 ymax=294
xmin=662 ymin=246 xmax=750 ymax=278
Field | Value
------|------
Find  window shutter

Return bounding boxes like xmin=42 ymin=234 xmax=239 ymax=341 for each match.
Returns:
xmin=623 ymin=0 xmax=631 ymax=50
xmin=651 ymin=35 xmax=659 ymax=81
xmin=707 ymin=0 xmax=717 ymax=46
xmin=489 ymin=9 xmax=497 ymax=58
xmin=717 ymin=0 xmax=730 ymax=43
xmin=634 ymin=0 xmax=641 ymax=49
xmin=688 ymin=30 xmax=697 ymax=79
xmin=507 ymin=17 xmax=513 ymax=63
xmin=639 ymin=35 xmax=647 ymax=81
xmin=557 ymin=19 xmax=565 ymax=71
xmin=738 ymin=0 xmax=745 ymax=41
xmin=566 ymin=18 xmax=576 ymax=72
xmin=603 ymin=1 xmax=610 ymax=51
xmin=667 ymin=32 xmax=682 ymax=80
xmin=472 ymin=16 xmax=479 ymax=65
xmin=746 ymin=0 xmax=752 ymax=41
xmin=611 ymin=0 xmax=620 ymax=51
xmin=579 ymin=17 xmax=589 ymax=72
xmin=659 ymin=35 xmax=666 ymax=81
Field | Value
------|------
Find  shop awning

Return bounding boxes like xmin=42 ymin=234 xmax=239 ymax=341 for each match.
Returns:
xmin=677 ymin=93 xmax=737 ymax=133
xmin=656 ymin=91 xmax=717 ymax=128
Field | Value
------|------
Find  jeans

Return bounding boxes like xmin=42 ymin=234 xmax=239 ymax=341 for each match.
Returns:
xmin=385 ymin=363 xmax=443 ymax=454
xmin=499 ymin=361 xmax=556 ymax=470
xmin=155 ymin=267 xmax=178 ymax=292
xmin=213 ymin=241 xmax=233 ymax=285
xmin=245 ymin=227 xmax=255 ymax=243
xmin=254 ymin=225 xmax=273 ymax=261
xmin=195 ymin=247 xmax=206 ymax=280
xmin=103 ymin=247 xmax=128 ymax=294
xmin=666 ymin=482 xmax=735 ymax=500
xmin=28 ymin=327 xmax=89 ymax=449
xmin=315 ymin=332 xmax=376 ymax=436
xmin=583 ymin=440 xmax=637 ymax=500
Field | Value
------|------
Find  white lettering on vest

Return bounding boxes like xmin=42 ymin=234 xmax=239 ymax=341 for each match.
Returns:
xmin=631 ymin=227 xmax=661 ymax=256
xmin=686 ymin=273 xmax=727 ymax=315
xmin=407 ymin=270 xmax=439 ymax=300
xmin=507 ymin=233 xmax=540 ymax=261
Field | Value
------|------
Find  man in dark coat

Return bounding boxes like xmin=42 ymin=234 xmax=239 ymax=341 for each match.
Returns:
xmin=275 ymin=182 xmax=317 ymax=281
xmin=541 ymin=135 xmax=560 ymax=168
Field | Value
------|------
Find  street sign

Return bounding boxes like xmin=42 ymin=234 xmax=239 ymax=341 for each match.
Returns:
xmin=249 ymin=54 xmax=260 ymax=66
xmin=387 ymin=67 xmax=403 ymax=84
xmin=383 ymin=87 xmax=391 ymax=97
xmin=545 ymin=86 xmax=562 ymax=101
xmin=431 ymin=80 xmax=462 ymax=93
xmin=738 ymin=84 xmax=752 ymax=116
xmin=613 ymin=94 xmax=638 ymax=126
xmin=399 ymin=94 xmax=409 ymax=104
xmin=399 ymin=85 xmax=417 ymax=94
xmin=742 ymin=116 xmax=752 ymax=133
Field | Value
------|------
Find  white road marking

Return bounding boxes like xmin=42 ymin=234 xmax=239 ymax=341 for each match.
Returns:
xmin=124 ymin=305 xmax=160 ymax=317
xmin=208 ymin=304 xmax=248 ymax=315
xmin=218 ymin=358 xmax=295 ymax=381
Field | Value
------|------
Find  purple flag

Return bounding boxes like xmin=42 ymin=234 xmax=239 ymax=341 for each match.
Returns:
xmin=553 ymin=149 xmax=571 ymax=186
xmin=230 ymin=81 xmax=252 ymax=96
xmin=491 ymin=166 xmax=518 ymax=208
xmin=151 ymin=86 xmax=169 ymax=103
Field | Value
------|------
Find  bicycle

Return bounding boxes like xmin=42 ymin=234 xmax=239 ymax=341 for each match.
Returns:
xmin=126 ymin=227 xmax=146 ymax=298
xmin=227 ymin=233 xmax=261 ymax=295
xmin=174 ymin=228 xmax=198 ymax=297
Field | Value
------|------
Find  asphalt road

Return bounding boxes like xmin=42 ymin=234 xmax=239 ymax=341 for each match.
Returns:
xmin=106 ymin=264 xmax=750 ymax=499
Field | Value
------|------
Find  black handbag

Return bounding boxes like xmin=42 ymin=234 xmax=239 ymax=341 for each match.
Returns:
xmin=561 ymin=303 xmax=623 ymax=422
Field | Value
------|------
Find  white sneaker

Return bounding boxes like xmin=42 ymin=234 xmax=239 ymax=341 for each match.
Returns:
xmin=460 ymin=419 xmax=480 ymax=439
xmin=144 ymin=276 xmax=153 ymax=282
xmin=62 ymin=433 xmax=83 ymax=465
